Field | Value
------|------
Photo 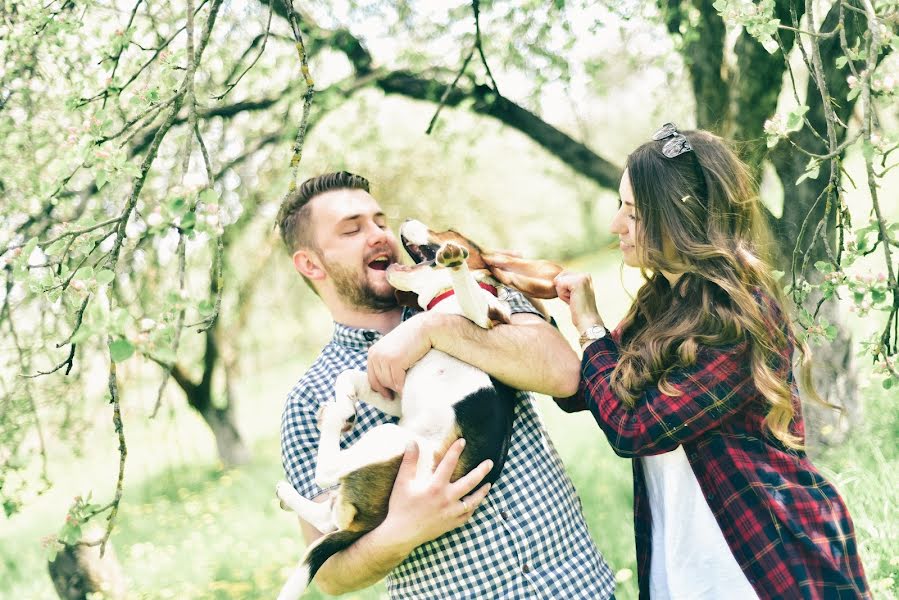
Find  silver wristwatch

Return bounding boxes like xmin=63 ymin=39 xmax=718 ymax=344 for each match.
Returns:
xmin=578 ymin=324 xmax=608 ymax=349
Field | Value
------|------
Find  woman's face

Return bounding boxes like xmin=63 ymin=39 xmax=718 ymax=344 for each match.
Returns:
xmin=610 ymin=168 xmax=642 ymax=268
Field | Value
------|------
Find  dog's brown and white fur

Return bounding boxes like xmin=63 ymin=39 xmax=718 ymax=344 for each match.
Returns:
xmin=274 ymin=219 xmax=562 ymax=600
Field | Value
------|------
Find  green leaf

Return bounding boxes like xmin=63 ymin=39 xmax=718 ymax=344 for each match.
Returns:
xmin=786 ymin=105 xmax=808 ymax=132
xmin=45 ymin=238 xmax=69 ymax=256
xmin=771 ymin=270 xmax=785 ymax=282
xmin=712 ymin=0 xmax=727 ymax=12
xmin=109 ymin=338 xmax=134 ymax=362
xmin=847 ymin=86 xmax=860 ymax=102
xmin=824 ymin=325 xmax=837 ymax=340
xmin=835 ymin=56 xmax=848 ymax=69
xmin=198 ymin=188 xmax=219 ymax=204
xmin=167 ymin=196 xmax=188 ymax=217
xmin=872 ymin=289 xmax=886 ymax=303
xmin=884 ymin=377 xmax=894 ymax=390
xmin=3 ymin=499 xmax=20 ymax=518
xmin=73 ymin=266 xmax=94 ymax=281
xmin=198 ymin=299 xmax=215 ymax=317
xmin=180 ymin=211 xmax=196 ymax=232
xmin=814 ymin=260 xmax=833 ymax=274
xmin=95 ymin=269 xmax=115 ymax=285
xmin=96 ymin=170 xmax=107 ymax=190
xmin=59 ymin=522 xmax=82 ymax=545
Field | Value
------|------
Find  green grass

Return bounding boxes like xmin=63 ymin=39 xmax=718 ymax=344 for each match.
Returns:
xmin=1 ymin=255 xmax=896 ymax=599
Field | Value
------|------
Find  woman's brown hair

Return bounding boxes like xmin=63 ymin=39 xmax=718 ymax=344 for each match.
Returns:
xmin=614 ymin=129 xmax=822 ymax=449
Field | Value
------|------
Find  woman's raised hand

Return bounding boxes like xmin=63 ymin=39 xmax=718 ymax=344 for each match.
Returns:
xmin=553 ymin=271 xmax=604 ymax=332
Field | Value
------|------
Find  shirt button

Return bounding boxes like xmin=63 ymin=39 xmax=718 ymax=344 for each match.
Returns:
xmin=500 ymin=510 xmax=509 ymax=520
xmin=363 ymin=331 xmax=376 ymax=341
xmin=688 ymin=452 xmax=698 ymax=461
xmin=521 ymin=563 xmax=530 ymax=573
xmin=706 ymin=492 xmax=715 ymax=501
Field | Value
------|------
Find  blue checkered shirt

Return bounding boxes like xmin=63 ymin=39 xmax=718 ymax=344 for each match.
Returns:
xmin=281 ymin=291 xmax=616 ymax=599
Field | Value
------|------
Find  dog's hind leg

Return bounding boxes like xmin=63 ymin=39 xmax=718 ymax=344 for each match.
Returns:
xmin=275 ymin=482 xmax=338 ymax=534
xmin=315 ymin=423 xmax=415 ymax=489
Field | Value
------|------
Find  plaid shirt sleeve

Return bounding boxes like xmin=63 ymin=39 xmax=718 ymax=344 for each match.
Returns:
xmin=281 ymin=384 xmax=331 ymax=500
xmin=577 ymin=335 xmax=759 ymax=457
xmin=500 ymin=287 xmax=546 ymax=319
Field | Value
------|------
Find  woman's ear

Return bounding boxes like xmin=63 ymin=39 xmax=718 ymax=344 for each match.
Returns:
xmin=293 ymin=249 xmax=326 ymax=281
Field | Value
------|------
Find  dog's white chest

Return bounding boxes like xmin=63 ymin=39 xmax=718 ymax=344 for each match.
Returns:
xmin=400 ymin=350 xmax=492 ymax=429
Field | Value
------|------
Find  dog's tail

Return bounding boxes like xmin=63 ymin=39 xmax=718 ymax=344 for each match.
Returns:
xmin=277 ymin=529 xmax=364 ymax=600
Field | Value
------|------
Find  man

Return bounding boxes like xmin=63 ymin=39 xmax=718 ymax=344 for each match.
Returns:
xmin=278 ymin=171 xmax=615 ymax=598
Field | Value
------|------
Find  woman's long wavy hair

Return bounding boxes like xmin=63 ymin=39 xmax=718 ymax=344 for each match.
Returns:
xmin=614 ymin=129 xmax=823 ymax=449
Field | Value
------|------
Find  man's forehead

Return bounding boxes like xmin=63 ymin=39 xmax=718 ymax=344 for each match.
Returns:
xmin=311 ymin=188 xmax=383 ymax=223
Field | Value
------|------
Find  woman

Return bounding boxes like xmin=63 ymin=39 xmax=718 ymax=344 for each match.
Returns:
xmin=552 ymin=126 xmax=869 ymax=599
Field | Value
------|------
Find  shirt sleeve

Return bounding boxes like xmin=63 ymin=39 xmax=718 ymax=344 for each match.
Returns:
xmin=578 ymin=335 xmax=759 ymax=457
xmin=280 ymin=385 xmax=332 ymax=500
xmin=502 ymin=288 xmax=546 ymax=319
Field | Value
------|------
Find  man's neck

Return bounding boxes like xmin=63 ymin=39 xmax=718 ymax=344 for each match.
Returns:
xmin=331 ymin=305 xmax=404 ymax=334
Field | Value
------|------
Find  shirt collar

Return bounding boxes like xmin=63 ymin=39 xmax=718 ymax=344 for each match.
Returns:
xmin=330 ymin=307 xmax=418 ymax=349
xmin=331 ymin=322 xmax=383 ymax=349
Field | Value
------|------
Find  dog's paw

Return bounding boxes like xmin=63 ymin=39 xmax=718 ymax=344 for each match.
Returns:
xmin=276 ymin=481 xmax=299 ymax=512
xmin=436 ymin=242 xmax=469 ymax=269
xmin=317 ymin=401 xmax=357 ymax=433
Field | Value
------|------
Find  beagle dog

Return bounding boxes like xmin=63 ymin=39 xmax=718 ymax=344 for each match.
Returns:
xmin=274 ymin=220 xmax=563 ymax=599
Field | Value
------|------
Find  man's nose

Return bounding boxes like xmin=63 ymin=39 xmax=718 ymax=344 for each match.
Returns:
xmin=367 ymin=222 xmax=389 ymax=246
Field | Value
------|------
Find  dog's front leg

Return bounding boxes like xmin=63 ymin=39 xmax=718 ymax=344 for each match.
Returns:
xmin=437 ymin=242 xmax=490 ymax=328
xmin=346 ymin=370 xmax=404 ymax=417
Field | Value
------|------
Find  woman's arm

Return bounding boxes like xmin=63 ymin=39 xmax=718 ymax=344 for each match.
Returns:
xmin=578 ymin=336 xmax=759 ymax=457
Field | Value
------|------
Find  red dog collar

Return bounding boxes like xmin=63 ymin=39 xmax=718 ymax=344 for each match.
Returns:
xmin=427 ymin=282 xmax=498 ymax=311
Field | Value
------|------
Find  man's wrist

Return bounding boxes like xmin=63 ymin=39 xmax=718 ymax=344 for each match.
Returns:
xmin=371 ymin=516 xmax=421 ymax=558
xmin=421 ymin=311 xmax=452 ymax=349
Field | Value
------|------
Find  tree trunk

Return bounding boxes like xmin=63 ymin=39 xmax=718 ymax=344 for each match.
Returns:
xmin=197 ymin=403 xmax=251 ymax=467
xmin=47 ymin=537 xmax=126 ymax=600
xmin=803 ymin=301 xmax=859 ymax=448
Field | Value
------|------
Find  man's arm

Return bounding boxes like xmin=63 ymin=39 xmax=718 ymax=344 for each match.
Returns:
xmin=367 ymin=311 xmax=580 ymax=399
xmin=298 ymin=439 xmax=493 ymax=595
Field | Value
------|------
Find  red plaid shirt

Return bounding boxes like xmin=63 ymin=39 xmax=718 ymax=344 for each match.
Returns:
xmin=559 ymin=320 xmax=870 ymax=599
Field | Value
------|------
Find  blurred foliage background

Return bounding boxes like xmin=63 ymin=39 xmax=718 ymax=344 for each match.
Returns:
xmin=1 ymin=0 xmax=898 ymax=598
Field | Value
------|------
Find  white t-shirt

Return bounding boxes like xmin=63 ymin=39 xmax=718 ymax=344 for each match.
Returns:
xmin=642 ymin=446 xmax=759 ymax=600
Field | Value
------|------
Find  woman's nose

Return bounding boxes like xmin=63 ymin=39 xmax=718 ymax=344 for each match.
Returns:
xmin=610 ymin=211 xmax=626 ymax=235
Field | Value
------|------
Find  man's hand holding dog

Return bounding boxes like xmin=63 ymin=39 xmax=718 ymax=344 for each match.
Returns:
xmin=381 ymin=438 xmax=493 ymax=552
xmin=367 ymin=313 xmax=436 ymax=399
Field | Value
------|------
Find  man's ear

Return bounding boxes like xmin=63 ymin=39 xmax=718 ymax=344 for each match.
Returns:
xmin=293 ymin=248 xmax=326 ymax=282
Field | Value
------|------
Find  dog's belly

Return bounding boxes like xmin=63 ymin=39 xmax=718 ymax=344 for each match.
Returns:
xmin=401 ymin=350 xmax=493 ymax=426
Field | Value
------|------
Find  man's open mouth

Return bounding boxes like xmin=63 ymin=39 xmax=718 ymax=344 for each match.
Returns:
xmin=368 ymin=256 xmax=391 ymax=271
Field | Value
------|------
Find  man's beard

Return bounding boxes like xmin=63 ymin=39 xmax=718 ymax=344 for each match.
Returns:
xmin=324 ymin=258 xmax=398 ymax=312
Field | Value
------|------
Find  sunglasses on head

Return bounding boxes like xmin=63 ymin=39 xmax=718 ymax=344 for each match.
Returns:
xmin=652 ymin=122 xmax=693 ymax=158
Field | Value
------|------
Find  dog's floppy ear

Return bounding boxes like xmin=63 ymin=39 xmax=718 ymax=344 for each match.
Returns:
xmin=482 ymin=251 xmax=564 ymax=300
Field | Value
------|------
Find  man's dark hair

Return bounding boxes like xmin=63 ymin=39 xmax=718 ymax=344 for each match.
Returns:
xmin=276 ymin=171 xmax=371 ymax=254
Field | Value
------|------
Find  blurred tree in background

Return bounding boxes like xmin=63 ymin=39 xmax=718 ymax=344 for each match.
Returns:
xmin=1 ymin=0 xmax=897 ymax=597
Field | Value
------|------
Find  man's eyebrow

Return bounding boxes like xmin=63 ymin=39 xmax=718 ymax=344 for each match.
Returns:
xmin=337 ymin=212 xmax=387 ymax=224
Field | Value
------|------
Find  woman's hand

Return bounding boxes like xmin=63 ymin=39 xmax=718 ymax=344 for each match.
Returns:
xmin=553 ymin=271 xmax=604 ymax=333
